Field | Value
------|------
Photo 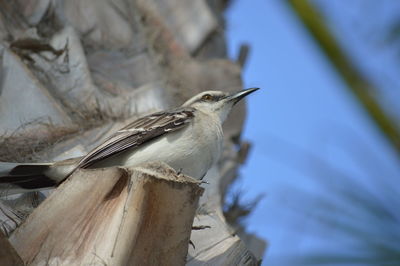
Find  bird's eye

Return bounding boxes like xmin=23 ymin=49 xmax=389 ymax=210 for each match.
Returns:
xmin=202 ymin=94 xmax=213 ymax=101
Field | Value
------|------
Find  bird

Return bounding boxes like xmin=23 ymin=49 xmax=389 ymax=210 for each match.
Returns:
xmin=0 ymin=88 xmax=259 ymax=193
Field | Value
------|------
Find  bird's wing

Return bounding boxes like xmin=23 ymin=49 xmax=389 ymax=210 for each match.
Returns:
xmin=76 ymin=107 xmax=195 ymax=169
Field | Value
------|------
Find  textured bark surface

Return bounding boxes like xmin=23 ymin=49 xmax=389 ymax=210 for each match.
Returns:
xmin=0 ymin=0 xmax=266 ymax=264
xmin=10 ymin=163 xmax=203 ymax=265
xmin=0 ymin=231 xmax=23 ymax=266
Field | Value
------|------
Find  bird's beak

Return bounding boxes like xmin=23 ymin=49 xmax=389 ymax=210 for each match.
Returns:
xmin=226 ymin=87 xmax=259 ymax=105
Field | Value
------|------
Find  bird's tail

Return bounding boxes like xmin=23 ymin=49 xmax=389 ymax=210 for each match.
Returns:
xmin=0 ymin=162 xmax=69 ymax=194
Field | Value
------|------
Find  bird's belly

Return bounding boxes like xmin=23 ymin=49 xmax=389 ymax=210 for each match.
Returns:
xmin=122 ymin=121 xmax=223 ymax=179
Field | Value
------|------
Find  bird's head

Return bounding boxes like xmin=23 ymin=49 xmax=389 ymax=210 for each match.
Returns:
xmin=182 ymin=88 xmax=259 ymax=123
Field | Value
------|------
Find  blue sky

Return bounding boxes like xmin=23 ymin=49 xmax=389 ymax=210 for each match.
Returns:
xmin=225 ymin=0 xmax=400 ymax=264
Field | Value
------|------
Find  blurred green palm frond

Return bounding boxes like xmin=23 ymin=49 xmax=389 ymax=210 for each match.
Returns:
xmin=273 ymin=135 xmax=400 ymax=265
xmin=283 ymin=1 xmax=400 ymax=263
xmin=295 ymin=163 xmax=400 ymax=265
xmin=287 ymin=0 xmax=400 ymax=157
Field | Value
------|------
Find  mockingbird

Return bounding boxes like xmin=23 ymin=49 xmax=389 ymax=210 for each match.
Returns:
xmin=0 ymin=88 xmax=258 ymax=192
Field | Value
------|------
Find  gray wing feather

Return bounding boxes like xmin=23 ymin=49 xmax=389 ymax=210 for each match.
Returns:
xmin=76 ymin=108 xmax=195 ymax=169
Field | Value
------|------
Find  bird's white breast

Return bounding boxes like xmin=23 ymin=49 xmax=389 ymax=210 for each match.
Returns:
xmin=121 ymin=110 xmax=223 ymax=179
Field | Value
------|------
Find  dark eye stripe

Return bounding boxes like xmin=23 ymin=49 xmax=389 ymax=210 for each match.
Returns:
xmin=201 ymin=94 xmax=212 ymax=101
xmin=196 ymin=94 xmax=226 ymax=103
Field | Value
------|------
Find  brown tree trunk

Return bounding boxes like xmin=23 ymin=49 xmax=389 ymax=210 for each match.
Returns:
xmin=0 ymin=0 xmax=265 ymax=264
xmin=0 ymin=231 xmax=23 ymax=266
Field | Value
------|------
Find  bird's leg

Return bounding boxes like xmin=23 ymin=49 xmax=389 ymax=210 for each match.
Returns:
xmin=200 ymin=173 xmax=206 ymax=180
xmin=177 ymin=168 xmax=183 ymax=176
